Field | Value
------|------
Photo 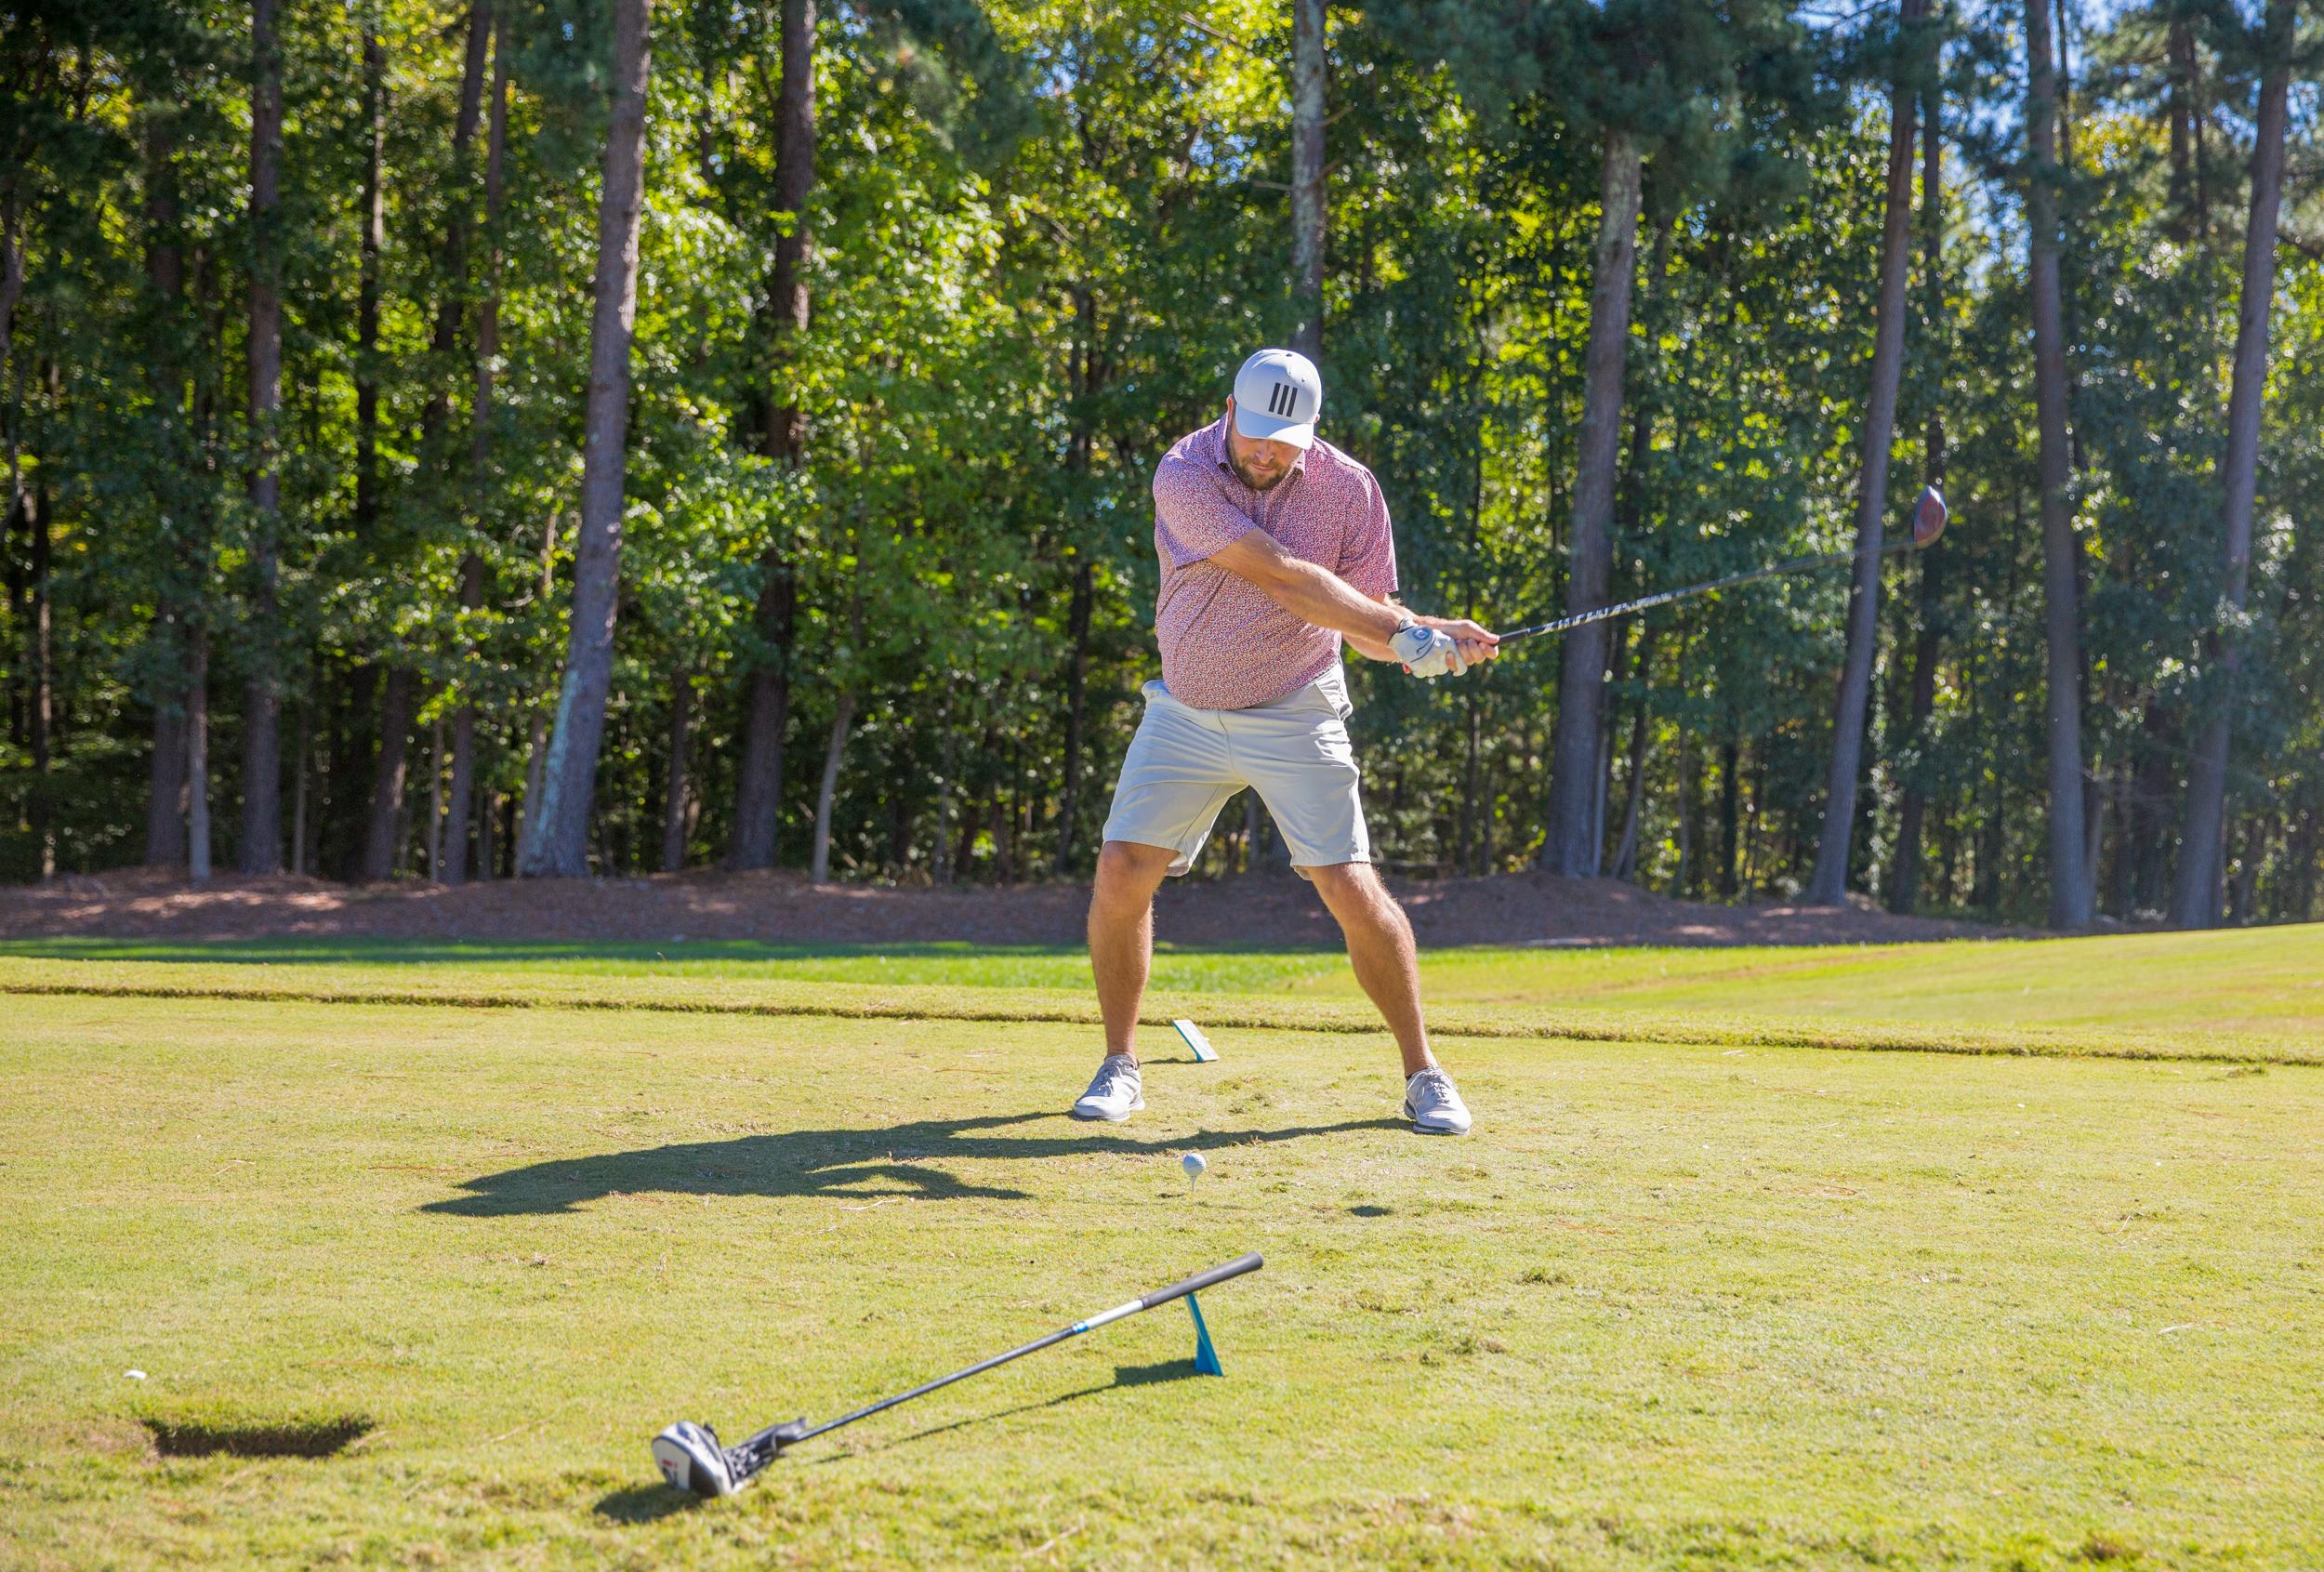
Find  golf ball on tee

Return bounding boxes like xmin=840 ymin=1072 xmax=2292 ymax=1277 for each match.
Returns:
xmin=1182 ymin=1152 xmax=1208 ymax=1185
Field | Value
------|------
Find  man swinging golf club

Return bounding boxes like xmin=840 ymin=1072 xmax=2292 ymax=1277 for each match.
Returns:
xmin=1074 ymin=349 xmax=1498 ymax=1136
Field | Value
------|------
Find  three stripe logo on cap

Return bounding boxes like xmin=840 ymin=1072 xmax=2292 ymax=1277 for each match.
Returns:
xmin=1268 ymin=382 xmax=1300 ymax=418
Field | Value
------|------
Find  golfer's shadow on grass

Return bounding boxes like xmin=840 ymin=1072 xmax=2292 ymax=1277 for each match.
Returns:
xmin=588 ymin=1360 xmax=1196 ymax=1522
xmin=424 ymin=1112 xmax=1399 ymax=1215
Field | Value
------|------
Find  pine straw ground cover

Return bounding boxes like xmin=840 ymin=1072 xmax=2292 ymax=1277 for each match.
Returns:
xmin=1 ymin=930 xmax=2320 ymax=1568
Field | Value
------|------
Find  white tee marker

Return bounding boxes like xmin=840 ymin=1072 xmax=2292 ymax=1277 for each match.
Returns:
xmin=1170 ymin=1019 xmax=1220 ymax=1063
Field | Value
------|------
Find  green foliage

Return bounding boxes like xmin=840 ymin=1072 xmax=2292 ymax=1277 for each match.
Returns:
xmin=0 ymin=0 xmax=2318 ymax=921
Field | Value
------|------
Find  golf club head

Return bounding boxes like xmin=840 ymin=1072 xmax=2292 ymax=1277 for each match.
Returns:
xmin=653 ymin=1420 xmax=737 ymax=1498
xmin=1911 ymin=484 xmax=1948 ymax=548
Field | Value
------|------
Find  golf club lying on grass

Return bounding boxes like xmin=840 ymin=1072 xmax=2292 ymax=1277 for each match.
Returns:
xmin=1498 ymin=484 xmax=1948 ymax=645
xmin=653 ymin=1251 xmax=1264 ymax=1498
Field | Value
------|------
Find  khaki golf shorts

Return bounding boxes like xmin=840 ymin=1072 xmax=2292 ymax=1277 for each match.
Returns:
xmin=1101 ymin=667 xmax=1369 ymax=877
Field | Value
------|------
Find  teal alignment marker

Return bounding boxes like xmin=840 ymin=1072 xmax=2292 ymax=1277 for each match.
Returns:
xmin=1170 ymin=1019 xmax=1220 ymax=1063
xmin=1187 ymin=1292 xmax=1224 ymax=1376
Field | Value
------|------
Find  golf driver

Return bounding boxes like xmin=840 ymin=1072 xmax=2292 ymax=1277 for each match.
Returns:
xmin=1498 ymin=484 xmax=1948 ymax=645
xmin=653 ymin=1250 xmax=1264 ymax=1498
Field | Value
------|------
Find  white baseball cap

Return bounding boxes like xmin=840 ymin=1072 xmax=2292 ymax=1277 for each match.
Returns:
xmin=1232 ymin=348 xmax=1322 ymax=448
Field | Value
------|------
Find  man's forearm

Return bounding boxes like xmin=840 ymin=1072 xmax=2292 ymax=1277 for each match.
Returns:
xmin=1206 ymin=524 xmax=1492 ymax=667
xmin=1261 ymin=558 xmax=1406 ymax=649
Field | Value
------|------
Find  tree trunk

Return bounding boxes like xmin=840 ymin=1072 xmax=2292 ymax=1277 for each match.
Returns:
xmin=886 ymin=745 xmax=914 ymax=874
xmin=440 ymin=64 xmax=505 ymax=881
xmin=426 ymin=715 xmax=446 ymax=880
xmin=660 ymin=670 xmax=693 ymax=872
xmin=1590 ymin=622 xmax=1629 ymax=877
xmin=1459 ymin=692 xmax=1482 ymax=874
xmin=1888 ymin=81 xmax=1947 ymax=915
xmin=2164 ymin=17 xmax=2197 ymax=239
xmin=1886 ymin=538 xmax=1943 ymax=913
xmin=457 ymin=7 xmax=513 ymax=867
xmin=188 ymin=622 xmax=212 ymax=882
xmin=422 ymin=0 xmax=492 ymax=439
xmin=2025 ymin=0 xmax=2093 ymax=929
xmin=1541 ymin=129 xmax=1642 ymax=876
xmin=967 ymin=733 xmax=1000 ymax=880
xmin=446 ymin=15 xmax=507 ymax=884
xmin=443 ymin=555 xmax=484 ymax=883
xmin=1052 ymin=558 xmax=1093 ymax=874
xmin=1807 ymin=0 xmax=1924 ymax=905
xmin=2053 ymin=0 xmax=2088 ymax=479
xmin=1479 ymin=747 xmax=1497 ymax=871
xmin=0 ymin=191 xmax=19 ymax=396
xmin=810 ymin=692 xmax=856 ymax=884
xmin=473 ymin=4 xmax=508 ymax=506
xmin=239 ymin=0 xmax=286 ymax=875
xmin=1289 ymin=0 xmax=1326 ymax=359
xmin=139 ymin=118 xmax=193 ymax=867
xmin=147 ymin=645 xmax=190 ymax=865
xmin=1610 ymin=631 xmax=1653 ymax=881
xmin=2228 ymin=815 xmax=2266 ymax=926
xmin=1 ymin=192 xmax=19 ymax=763
xmin=1719 ymin=740 xmax=1743 ymax=898
xmin=356 ymin=28 xmax=384 ymax=537
xmin=932 ymin=697 xmax=957 ymax=884
xmin=519 ymin=706 xmax=549 ymax=851
xmin=291 ymin=699 xmax=311 ymax=875
xmin=1669 ymin=729 xmax=1692 ymax=899
xmin=730 ymin=568 xmax=797 ymax=868
xmin=363 ymin=666 xmax=419 ymax=881
xmin=350 ymin=30 xmax=419 ymax=870
xmin=1243 ymin=793 xmax=1279 ymax=873
xmin=1597 ymin=300 xmax=1661 ymax=880
xmin=25 ymin=469 xmax=51 ymax=877
xmin=513 ymin=510 xmax=558 ymax=855
xmin=520 ymin=0 xmax=653 ymax=878
xmin=2169 ymin=0 xmax=2291 ymax=931
xmin=729 ymin=0 xmax=817 ymax=869
xmin=990 ymin=788 xmax=1014 ymax=886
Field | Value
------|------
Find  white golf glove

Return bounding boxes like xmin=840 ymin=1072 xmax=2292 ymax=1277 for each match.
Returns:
xmin=1390 ymin=621 xmax=1467 ymax=680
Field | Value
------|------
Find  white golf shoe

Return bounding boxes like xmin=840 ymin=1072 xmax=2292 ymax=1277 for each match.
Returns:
xmin=1403 ymin=1066 xmax=1472 ymax=1136
xmin=1071 ymin=1054 xmax=1144 ymax=1122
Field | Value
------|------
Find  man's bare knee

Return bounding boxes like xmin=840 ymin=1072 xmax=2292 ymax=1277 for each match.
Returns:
xmin=1308 ymin=864 xmax=1406 ymax=933
xmin=1306 ymin=860 xmax=1388 ymax=906
xmin=1093 ymin=840 xmax=1174 ymax=907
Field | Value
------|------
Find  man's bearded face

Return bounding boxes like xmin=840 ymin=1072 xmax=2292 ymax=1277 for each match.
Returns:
xmin=1225 ymin=405 xmax=1299 ymax=491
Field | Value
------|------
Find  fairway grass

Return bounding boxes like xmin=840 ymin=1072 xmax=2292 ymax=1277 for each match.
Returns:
xmin=9 ymin=922 xmax=2320 ymax=1057
xmin=4 ymin=986 xmax=2321 ymax=1568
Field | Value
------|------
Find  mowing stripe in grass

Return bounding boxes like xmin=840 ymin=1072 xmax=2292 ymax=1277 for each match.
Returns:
xmin=3 ymin=958 xmax=2312 ymax=1067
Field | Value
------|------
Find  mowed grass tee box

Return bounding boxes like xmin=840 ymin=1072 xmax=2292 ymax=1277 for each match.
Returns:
xmin=1 ymin=929 xmax=2320 ymax=1567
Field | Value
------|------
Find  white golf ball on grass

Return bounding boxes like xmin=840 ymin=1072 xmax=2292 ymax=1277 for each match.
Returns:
xmin=1182 ymin=1152 xmax=1208 ymax=1187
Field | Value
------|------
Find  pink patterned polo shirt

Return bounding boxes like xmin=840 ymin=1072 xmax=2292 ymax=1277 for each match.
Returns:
xmin=1149 ymin=416 xmax=1399 ymax=711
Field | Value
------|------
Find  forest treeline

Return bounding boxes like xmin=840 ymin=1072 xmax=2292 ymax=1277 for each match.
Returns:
xmin=1 ymin=0 xmax=2318 ymax=927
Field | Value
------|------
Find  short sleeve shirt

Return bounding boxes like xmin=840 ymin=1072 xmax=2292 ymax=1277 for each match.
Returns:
xmin=1149 ymin=416 xmax=1398 ymax=711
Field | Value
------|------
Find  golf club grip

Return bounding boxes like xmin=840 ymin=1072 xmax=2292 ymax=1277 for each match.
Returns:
xmin=1138 ymin=1251 xmax=1263 ymax=1311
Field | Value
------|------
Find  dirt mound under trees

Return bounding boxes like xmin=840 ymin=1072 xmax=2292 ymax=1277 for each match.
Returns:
xmin=1 ymin=865 xmax=2004 ymax=949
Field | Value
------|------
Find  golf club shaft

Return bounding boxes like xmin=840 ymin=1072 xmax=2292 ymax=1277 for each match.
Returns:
xmin=735 ymin=1252 xmax=1264 ymax=1464
xmin=792 ymin=1322 xmax=1084 ymax=1446
xmin=1498 ymin=535 xmax=1921 ymax=645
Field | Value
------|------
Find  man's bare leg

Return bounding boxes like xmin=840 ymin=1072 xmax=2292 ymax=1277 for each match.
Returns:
xmin=1087 ymin=839 xmax=1179 ymax=1060
xmin=1304 ymin=862 xmax=1434 ymax=1078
